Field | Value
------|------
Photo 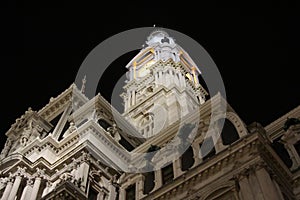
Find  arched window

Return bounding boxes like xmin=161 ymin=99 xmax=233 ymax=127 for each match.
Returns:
xmin=220 ymin=119 xmax=240 ymax=145
xmin=143 ymin=171 xmax=155 ymax=195
xmin=181 ymin=146 xmax=195 ymax=171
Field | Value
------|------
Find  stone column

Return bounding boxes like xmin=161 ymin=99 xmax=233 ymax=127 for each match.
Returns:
xmin=119 ymin=187 xmax=126 ymax=200
xmin=132 ymin=91 xmax=136 ymax=106
xmin=154 ymin=73 xmax=159 ymax=86
xmin=215 ymin=139 xmax=226 ymax=153
xmin=178 ymin=73 xmax=183 ymax=88
xmin=97 ymin=189 xmax=105 ymax=200
xmin=273 ymin=179 xmax=285 ymax=200
xmin=174 ymin=72 xmax=180 ymax=87
xmin=169 ymin=69 xmax=173 ymax=85
xmin=248 ymin=170 xmax=264 ymax=200
xmin=173 ymin=159 xmax=183 ymax=178
xmin=124 ymin=97 xmax=128 ymax=111
xmin=20 ymin=179 xmax=33 ymax=200
xmin=181 ymin=73 xmax=186 ymax=87
xmin=78 ymin=152 xmax=90 ymax=192
xmin=191 ymin=142 xmax=201 ymax=168
xmin=127 ymin=91 xmax=131 ymax=108
xmin=166 ymin=70 xmax=170 ymax=86
xmin=238 ymin=175 xmax=255 ymax=200
xmin=159 ymin=71 xmax=163 ymax=85
xmin=231 ymin=187 xmax=240 ymax=200
xmin=255 ymin=167 xmax=282 ymax=200
xmin=8 ymin=175 xmax=22 ymax=200
xmin=1 ymin=179 xmax=13 ymax=200
xmin=137 ymin=175 xmax=145 ymax=200
xmin=107 ymin=182 xmax=116 ymax=200
xmin=29 ymin=177 xmax=41 ymax=200
xmin=153 ymin=170 xmax=162 ymax=190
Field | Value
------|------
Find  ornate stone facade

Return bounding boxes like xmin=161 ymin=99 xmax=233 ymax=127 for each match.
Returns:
xmin=0 ymin=30 xmax=300 ymax=200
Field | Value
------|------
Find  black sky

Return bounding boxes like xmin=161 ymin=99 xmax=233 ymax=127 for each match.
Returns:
xmin=0 ymin=3 xmax=300 ymax=150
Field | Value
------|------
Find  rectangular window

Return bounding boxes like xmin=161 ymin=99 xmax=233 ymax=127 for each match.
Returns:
xmin=161 ymin=164 xmax=174 ymax=184
xmin=125 ymin=184 xmax=136 ymax=200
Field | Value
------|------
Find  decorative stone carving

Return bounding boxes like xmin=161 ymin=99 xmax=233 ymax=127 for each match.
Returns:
xmin=68 ymin=122 xmax=77 ymax=133
xmin=0 ymin=138 xmax=12 ymax=159
xmin=64 ymin=122 xmax=77 ymax=138
xmin=0 ymin=177 xmax=9 ymax=190
xmin=35 ymin=167 xmax=46 ymax=178
xmin=43 ymin=165 xmax=82 ymax=196
xmin=91 ymin=108 xmax=109 ymax=122
xmin=107 ymin=123 xmax=121 ymax=142
xmin=89 ymin=168 xmax=103 ymax=186
xmin=11 ymin=107 xmax=33 ymax=131
xmin=80 ymin=151 xmax=91 ymax=163
xmin=16 ymin=166 xmax=27 ymax=177
xmin=20 ymin=120 xmax=33 ymax=146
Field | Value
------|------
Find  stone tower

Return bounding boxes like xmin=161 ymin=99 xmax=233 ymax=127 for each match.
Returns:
xmin=121 ymin=30 xmax=207 ymax=138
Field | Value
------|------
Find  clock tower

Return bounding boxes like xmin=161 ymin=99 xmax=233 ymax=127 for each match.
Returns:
xmin=121 ymin=30 xmax=208 ymax=138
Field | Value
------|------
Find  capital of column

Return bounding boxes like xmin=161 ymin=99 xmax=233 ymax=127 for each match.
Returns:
xmin=16 ymin=166 xmax=27 ymax=177
xmin=34 ymin=168 xmax=46 ymax=179
xmin=80 ymin=151 xmax=91 ymax=163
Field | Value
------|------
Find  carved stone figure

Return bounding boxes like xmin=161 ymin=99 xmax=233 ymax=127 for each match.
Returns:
xmin=20 ymin=120 xmax=33 ymax=146
xmin=107 ymin=123 xmax=121 ymax=142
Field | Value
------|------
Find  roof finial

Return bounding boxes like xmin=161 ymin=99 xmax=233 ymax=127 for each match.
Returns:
xmin=81 ymin=75 xmax=86 ymax=94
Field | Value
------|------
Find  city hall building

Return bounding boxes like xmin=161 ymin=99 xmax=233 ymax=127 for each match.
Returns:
xmin=0 ymin=30 xmax=300 ymax=200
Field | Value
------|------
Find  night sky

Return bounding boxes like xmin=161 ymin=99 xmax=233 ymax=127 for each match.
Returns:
xmin=1 ymin=3 xmax=300 ymax=150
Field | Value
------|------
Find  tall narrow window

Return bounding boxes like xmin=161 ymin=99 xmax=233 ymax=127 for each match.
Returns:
xmin=88 ymin=187 xmax=98 ymax=200
xmin=119 ymin=135 xmax=135 ymax=151
xmin=125 ymin=184 xmax=136 ymax=200
xmin=58 ymin=121 xmax=70 ymax=141
xmin=143 ymin=171 xmax=155 ymax=194
xmin=161 ymin=164 xmax=174 ymax=185
xmin=181 ymin=146 xmax=195 ymax=171
xmin=200 ymin=137 xmax=216 ymax=161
